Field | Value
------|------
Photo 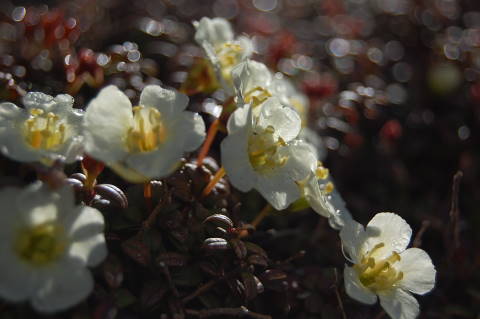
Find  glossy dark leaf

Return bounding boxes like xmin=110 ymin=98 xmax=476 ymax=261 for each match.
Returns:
xmin=140 ymin=281 xmax=167 ymax=311
xmin=241 ymin=272 xmax=258 ymax=300
xmin=229 ymin=238 xmax=247 ymax=260
xmin=244 ymin=241 xmax=268 ymax=258
xmin=157 ymin=252 xmax=188 ymax=267
xmin=203 ymin=213 xmax=234 ymax=229
xmin=95 ymin=183 xmax=128 ymax=208
xmin=103 ymin=254 xmax=124 ymax=288
xmin=121 ymin=234 xmax=151 ymax=266
xmin=202 ymin=237 xmax=230 ymax=252
xmin=248 ymin=254 xmax=269 ymax=267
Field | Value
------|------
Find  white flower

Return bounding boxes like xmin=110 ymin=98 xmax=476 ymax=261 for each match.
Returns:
xmin=0 ymin=92 xmax=84 ymax=165
xmin=340 ymin=213 xmax=436 ymax=319
xmin=271 ymin=73 xmax=309 ymax=126
xmin=221 ymin=98 xmax=317 ymax=210
xmin=0 ymin=182 xmax=107 ymax=313
xmin=83 ymin=85 xmax=206 ymax=182
xmin=232 ymin=60 xmax=273 ymax=108
xmin=194 ymin=17 xmax=253 ymax=93
xmin=297 ymin=161 xmax=352 ymax=230
xmin=232 ymin=61 xmax=311 ymax=126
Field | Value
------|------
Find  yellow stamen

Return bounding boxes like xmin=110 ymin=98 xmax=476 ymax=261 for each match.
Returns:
xmin=316 ymin=166 xmax=329 ymax=180
xmin=215 ymin=42 xmax=244 ymax=85
xmin=354 ymin=242 xmax=404 ymax=292
xmin=244 ymin=86 xmax=272 ymax=108
xmin=126 ymin=106 xmax=168 ymax=153
xmin=324 ymin=182 xmax=334 ymax=194
xmin=23 ymin=108 xmax=67 ymax=150
xmin=14 ymin=222 xmax=66 ymax=266
xmin=247 ymin=125 xmax=289 ymax=173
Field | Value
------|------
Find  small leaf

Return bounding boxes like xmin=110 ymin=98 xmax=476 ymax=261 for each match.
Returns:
xmin=95 ymin=184 xmax=128 ymax=208
xmin=113 ymin=288 xmax=136 ymax=308
xmin=229 ymin=238 xmax=247 ymax=260
xmin=204 ymin=213 xmax=234 ymax=229
xmin=260 ymin=269 xmax=288 ymax=282
xmin=248 ymin=254 xmax=269 ymax=267
xmin=244 ymin=242 xmax=268 ymax=258
xmin=199 ymin=261 xmax=220 ymax=276
xmin=121 ymin=234 xmax=151 ymax=266
xmin=157 ymin=252 xmax=188 ymax=267
xmin=241 ymin=272 xmax=258 ymax=300
xmin=103 ymin=254 xmax=124 ymax=288
xmin=202 ymin=237 xmax=230 ymax=252
xmin=140 ymin=280 xmax=167 ymax=311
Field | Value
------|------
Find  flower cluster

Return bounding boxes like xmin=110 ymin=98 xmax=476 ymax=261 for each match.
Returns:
xmin=0 ymin=16 xmax=436 ymax=319
xmin=0 ymin=182 xmax=106 ymax=313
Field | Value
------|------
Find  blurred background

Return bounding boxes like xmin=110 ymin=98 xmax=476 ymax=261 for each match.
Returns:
xmin=0 ymin=0 xmax=479 ymax=318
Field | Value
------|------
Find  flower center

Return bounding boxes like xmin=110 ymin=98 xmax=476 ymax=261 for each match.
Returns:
xmin=215 ymin=42 xmax=244 ymax=84
xmin=354 ymin=243 xmax=404 ymax=292
xmin=248 ymin=125 xmax=288 ymax=173
xmin=244 ymin=86 xmax=272 ymax=108
xmin=126 ymin=106 xmax=167 ymax=153
xmin=14 ymin=222 xmax=66 ymax=266
xmin=23 ymin=108 xmax=66 ymax=150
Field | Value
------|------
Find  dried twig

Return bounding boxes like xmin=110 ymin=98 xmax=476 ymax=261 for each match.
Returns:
xmin=413 ymin=220 xmax=431 ymax=248
xmin=185 ymin=306 xmax=271 ymax=319
xmin=159 ymin=262 xmax=180 ymax=298
xmin=142 ymin=186 xmax=170 ymax=230
xmin=332 ymin=268 xmax=347 ymax=319
xmin=447 ymin=171 xmax=463 ymax=257
xmin=182 ymin=267 xmax=242 ymax=304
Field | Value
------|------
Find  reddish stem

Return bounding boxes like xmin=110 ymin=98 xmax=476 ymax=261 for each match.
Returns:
xmin=197 ymin=118 xmax=220 ymax=167
xmin=201 ymin=166 xmax=226 ymax=198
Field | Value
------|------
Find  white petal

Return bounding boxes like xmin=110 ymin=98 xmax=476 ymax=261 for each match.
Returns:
xmin=396 ymin=248 xmax=436 ymax=295
xmin=140 ymin=85 xmax=189 ymax=118
xmin=16 ymin=182 xmax=61 ymax=227
xmin=232 ymin=60 xmax=272 ymax=98
xmin=110 ymin=162 xmax=151 ymax=183
xmin=302 ymin=174 xmax=334 ymax=218
xmin=339 ymin=219 xmax=365 ymax=263
xmin=194 ymin=17 xmax=234 ymax=47
xmin=279 ymin=140 xmax=317 ymax=181
xmin=379 ymin=289 xmax=420 ymax=319
xmin=124 ymin=130 xmax=184 ymax=180
xmin=0 ymin=102 xmax=42 ymax=163
xmin=226 ymin=103 xmax=252 ymax=134
xmin=0 ymin=102 xmax=22 ymax=122
xmin=344 ymin=266 xmax=377 ymax=305
xmin=255 ymin=170 xmax=301 ymax=210
xmin=257 ymin=98 xmax=301 ymax=142
xmin=17 ymin=183 xmax=77 ymax=227
xmin=363 ymin=213 xmax=412 ymax=260
xmin=298 ymin=127 xmax=327 ymax=160
xmin=0 ymin=242 xmax=40 ymax=302
xmin=177 ymin=111 xmax=206 ymax=151
xmin=237 ymin=36 xmax=254 ymax=60
xmin=49 ymin=94 xmax=75 ymax=117
xmin=64 ymin=206 xmax=107 ymax=267
xmin=22 ymin=92 xmax=55 ymax=111
xmin=221 ymin=129 xmax=256 ymax=192
xmin=31 ymin=258 xmax=93 ymax=313
xmin=84 ymin=85 xmax=132 ymax=164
